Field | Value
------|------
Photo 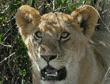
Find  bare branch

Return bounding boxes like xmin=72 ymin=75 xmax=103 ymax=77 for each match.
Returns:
xmin=0 ymin=43 xmax=12 ymax=47
xmin=0 ymin=52 xmax=15 ymax=64
xmin=101 ymin=67 xmax=110 ymax=84
xmin=53 ymin=0 xmax=55 ymax=11
xmin=54 ymin=7 xmax=66 ymax=12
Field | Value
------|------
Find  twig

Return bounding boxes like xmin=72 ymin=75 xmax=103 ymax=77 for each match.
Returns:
xmin=53 ymin=0 xmax=55 ymax=11
xmin=0 ymin=43 xmax=12 ymax=47
xmin=2 ymin=29 xmax=11 ymax=38
xmin=8 ymin=8 xmax=15 ymax=84
xmin=0 ymin=52 xmax=15 ymax=64
xmin=95 ymin=7 xmax=110 ymax=32
xmin=54 ymin=7 xmax=66 ymax=12
xmin=3 ymin=32 xmax=11 ymax=42
xmin=101 ymin=67 xmax=110 ymax=84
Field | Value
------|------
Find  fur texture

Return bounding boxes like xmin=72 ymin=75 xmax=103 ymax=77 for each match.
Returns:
xmin=16 ymin=5 xmax=107 ymax=84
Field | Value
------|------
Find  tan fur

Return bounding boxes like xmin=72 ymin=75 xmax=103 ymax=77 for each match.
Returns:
xmin=16 ymin=5 xmax=107 ymax=84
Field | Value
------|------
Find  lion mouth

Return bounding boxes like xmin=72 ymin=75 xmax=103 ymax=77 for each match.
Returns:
xmin=41 ymin=65 xmax=67 ymax=81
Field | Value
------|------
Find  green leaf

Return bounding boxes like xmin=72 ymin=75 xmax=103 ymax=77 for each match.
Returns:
xmin=19 ymin=69 xmax=26 ymax=76
xmin=56 ymin=0 xmax=62 ymax=6
xmin=68 ymin=6 xmax=73 ymax=11
xmin=35 ymin=0 xmax=38 ymax=3
xmin=76 ymin=3 xmax=81 ymax=8
xmin=15 ymin=40 xmax=17 ymax=44
xmin=19 ymin=64 xmax=21 ymax=66
xmin=90 ymin=0 xmax=93 ymax=5
xmin=19 ymin=69 xmax=23 ymax=75
xmin=0 ymin=81 xmax=3 ymax=84
xmin=4 ymin=19 xmax=8 ymax=23
xmin=29 ymin=0 xmax=33 ymax=6
xmin=17 ymin=1 xmax=21 ymax=4
xmin=1 ymin=14 xmax=6 ymax=19
xmin=63 ymin=0 xmax=68 ymax=6
xmin=104 ymin=0 xmax=107 ymax=4
xmin=0 ymin=17 xmax=2 ymax=19
xmin=9 ymin=5 xmax=19 ymax=13
xmin=0 ymin=34 xmax=3 ymax=43
xmin=0 ymin=37 xmax=2 ymax=43
xmin=66 ymin=0 xmax=68 ymax=3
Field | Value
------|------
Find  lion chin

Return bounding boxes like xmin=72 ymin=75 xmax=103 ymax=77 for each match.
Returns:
xmin=16 ymin=4 xmax=108 ymax=84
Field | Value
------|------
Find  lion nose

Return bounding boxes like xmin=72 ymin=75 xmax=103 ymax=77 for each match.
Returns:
xmin=41 ymin=55 xmax=57 ymax=62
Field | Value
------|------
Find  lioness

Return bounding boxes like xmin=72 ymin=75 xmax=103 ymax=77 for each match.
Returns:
xmin=16 ymin=5 xmax=107 ymax=84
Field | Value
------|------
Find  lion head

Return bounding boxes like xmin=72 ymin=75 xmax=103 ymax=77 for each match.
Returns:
xmin=16 ymin=5 xmax=106 ymax=84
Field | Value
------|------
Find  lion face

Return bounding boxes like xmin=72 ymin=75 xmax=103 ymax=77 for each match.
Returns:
xmin=26 ymin=13 xmax=87 ymax=82
xmin=16 ymin=5 xmax=100 ymax=84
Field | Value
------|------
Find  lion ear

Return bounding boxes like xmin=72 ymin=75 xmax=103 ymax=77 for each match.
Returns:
xmin=71 ymin=5 xmax=98 ymax=39
xmin=16 ymin=5 xmax=41 ymax=41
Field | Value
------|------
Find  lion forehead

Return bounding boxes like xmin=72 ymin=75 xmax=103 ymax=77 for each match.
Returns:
xmin=37 ymin=12 xmax=74 ymax=34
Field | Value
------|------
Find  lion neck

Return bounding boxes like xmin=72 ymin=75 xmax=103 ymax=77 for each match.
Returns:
xmin=78 ymin=45 xmax=103 ymax=84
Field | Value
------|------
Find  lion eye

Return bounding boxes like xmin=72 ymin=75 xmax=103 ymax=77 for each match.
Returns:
xmin=61 ymin=32 xmax=70 ymax=40
xmin=34 ymin=31 xmax=42 ymax=39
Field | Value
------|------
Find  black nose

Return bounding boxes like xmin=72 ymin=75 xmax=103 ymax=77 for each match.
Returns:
xmin=41 ymin=55 xmax=57 ymax=62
